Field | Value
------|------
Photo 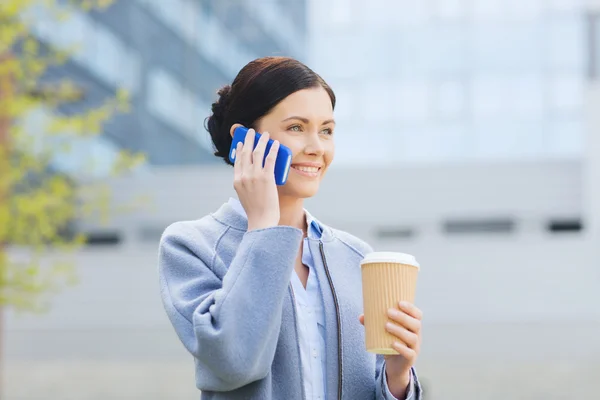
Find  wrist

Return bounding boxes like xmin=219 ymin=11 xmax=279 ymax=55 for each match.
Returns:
xmin=385 ymin=366 xmax=411 ymax=398
xmin=247 ymin=218 xmax=279 ymax=232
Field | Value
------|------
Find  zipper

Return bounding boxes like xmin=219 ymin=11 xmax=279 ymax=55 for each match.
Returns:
xmin=319 ymin=241 xmax=343 ymax=400
xmin=289 ymin=284 xmax=307 ymax=400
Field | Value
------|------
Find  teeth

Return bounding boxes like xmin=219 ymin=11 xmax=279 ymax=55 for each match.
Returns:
xmin=293 ymin=166 xmax=319 ymax=173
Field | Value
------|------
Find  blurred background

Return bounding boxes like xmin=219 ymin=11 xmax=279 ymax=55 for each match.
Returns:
xmin=2 ymin=0 xmax=600 ymax=399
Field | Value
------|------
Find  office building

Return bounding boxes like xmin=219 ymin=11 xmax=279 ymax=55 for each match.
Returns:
xmin=308 ymin=0 xmax=590 ymax=165
xmin=25 ymin=0 xmax=307 ymax=173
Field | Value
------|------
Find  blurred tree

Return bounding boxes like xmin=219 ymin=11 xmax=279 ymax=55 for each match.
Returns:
xmin=0 ymin=0 xmax=144 ymax=316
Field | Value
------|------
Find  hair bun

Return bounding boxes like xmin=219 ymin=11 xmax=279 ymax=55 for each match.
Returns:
xmin=211 ymin=84 xmax=232 ymax=121
xmin=205 ymin=85 xmax=233 ymax=161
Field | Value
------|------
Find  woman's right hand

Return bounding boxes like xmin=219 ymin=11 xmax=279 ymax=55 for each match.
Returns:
xmin=233 ymin=128 xmax=281 ymax=231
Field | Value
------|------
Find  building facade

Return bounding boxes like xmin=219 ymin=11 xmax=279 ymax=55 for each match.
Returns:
xmin=26 ymin=0 xmax=307 ymax=172
xmin=308 ymin=0 xmax=590 ymax=166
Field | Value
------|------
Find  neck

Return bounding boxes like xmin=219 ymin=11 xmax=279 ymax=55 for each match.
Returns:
xmin=278 ymin=195 xmax=306 ymax=233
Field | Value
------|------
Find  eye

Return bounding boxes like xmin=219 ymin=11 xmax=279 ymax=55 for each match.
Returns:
xmin=289 ymin=125 xmax=302 ymax=132
xmin=320 ymin=127 xmax=333 ymax=135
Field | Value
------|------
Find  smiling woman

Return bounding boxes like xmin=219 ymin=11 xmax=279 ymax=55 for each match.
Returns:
xmin=158 ymin=56 xmax=424 ymax=400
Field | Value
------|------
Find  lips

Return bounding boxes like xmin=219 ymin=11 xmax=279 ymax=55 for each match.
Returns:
xmin=290 ymin=163 xmax=322 ymax=177
xmin=292 ymin=166 xmax=320 ymax=173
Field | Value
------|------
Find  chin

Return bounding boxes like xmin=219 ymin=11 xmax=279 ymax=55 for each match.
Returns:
xmin=280 ymin=183 xmax=320 ymax=199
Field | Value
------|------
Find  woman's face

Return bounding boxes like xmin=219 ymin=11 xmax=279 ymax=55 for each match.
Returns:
xmin=254 ymin=87 xmax=335 ymax=199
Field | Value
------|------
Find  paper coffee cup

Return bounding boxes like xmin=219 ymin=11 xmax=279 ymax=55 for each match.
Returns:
xmin=360 ymin=251 xmax=420 ymax=355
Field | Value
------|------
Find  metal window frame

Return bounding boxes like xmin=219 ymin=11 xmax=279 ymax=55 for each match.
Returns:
xmin=587 ymin=12 xmax=600 ymax=81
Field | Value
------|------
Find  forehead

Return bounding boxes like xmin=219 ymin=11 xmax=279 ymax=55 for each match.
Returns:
xmin=269 ymin=87 xmax=333 ymax=120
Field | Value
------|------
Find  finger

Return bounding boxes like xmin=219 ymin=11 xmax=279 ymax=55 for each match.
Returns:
xmin=387 ymin=308 xmax=421 ymax=335
xmin=253 ymin=132 xmax=270 ymax=170
xmin=242 ymin=128 xmax=255 ymax=165
xmin=264 ymin=139 xmax=279 ymax=173
xmin=391 ymin=341 xmax=417 ymax=362
xmin=358 ymin=314 xmax=365 ymax=326
xmin=233 ymin=142 xmax=243 ymax=175
xmin=386 ymin=322 xmax=419 ymax=349
xmin=399 ymin=301 xmax=423 ymax=321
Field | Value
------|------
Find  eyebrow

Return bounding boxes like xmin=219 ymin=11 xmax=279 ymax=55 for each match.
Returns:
xmin=282 ymin=116 xmax=336 ymax=125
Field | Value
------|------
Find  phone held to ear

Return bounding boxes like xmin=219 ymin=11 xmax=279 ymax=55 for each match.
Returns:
xmin=229 ymin=126 xmax=293 ymax=186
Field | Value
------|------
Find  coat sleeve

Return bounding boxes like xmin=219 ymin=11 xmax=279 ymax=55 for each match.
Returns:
xmin=158 ymin=222 xmax=303 ymax=391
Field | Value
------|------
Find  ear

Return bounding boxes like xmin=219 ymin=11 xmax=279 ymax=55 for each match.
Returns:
xmin=230 ymin=123 xmax=244 ymax=138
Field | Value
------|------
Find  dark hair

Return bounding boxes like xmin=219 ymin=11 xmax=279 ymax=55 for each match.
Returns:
xmin=205 ymin=57 xmax=336 ymax=165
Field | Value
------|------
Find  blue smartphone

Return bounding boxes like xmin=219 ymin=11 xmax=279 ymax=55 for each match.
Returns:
xmin=229 ymin=126 xmax=293 ymax=186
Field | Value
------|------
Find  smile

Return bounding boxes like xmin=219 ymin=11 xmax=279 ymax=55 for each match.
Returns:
xmin=291 ymin=165 xmax=322 ymax=177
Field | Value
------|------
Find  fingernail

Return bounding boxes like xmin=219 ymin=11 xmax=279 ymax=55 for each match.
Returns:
xmin=385 ymin=322 xmax=393 ymax=331
xmin=399 ymin=301 xmax=409 ymax=308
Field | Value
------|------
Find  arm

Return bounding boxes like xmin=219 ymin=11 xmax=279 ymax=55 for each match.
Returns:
xmin=336 ymin=232 xmax=424 ymax=399
xmin=158 ymin=222 xmax=303 ymax=391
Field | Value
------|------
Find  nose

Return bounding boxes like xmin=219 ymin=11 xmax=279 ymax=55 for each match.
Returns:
xmin=303 ymin=130 xmax=325 ymax=156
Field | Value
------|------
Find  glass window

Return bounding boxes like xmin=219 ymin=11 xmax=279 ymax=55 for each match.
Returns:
xmin=331 ymin=0 xmax=353 ymax=26
xmin=472 ymin=24 xmax=543 ymax=72
xmin=200 ymin=18 xmax=221 ymax=64
xmin=434 ymin=123 xmax=470 ymax=161
xmin=392 ymin=81 xmax=431 ymax=122
xmin=401 ymin=127 xmax=440 ymax=164
xmin=549 ymin=75 xmax=583 ymax=113
xmin=331 ymin=84 xmax=356 ymax=121
xmin=119 ymin=54 xmax=141 ymax=95
xmin=435 ymin=80 xmax=466 ymax=119
xmin=403 ymin=124 xmax=470 ymax=163
xmin=471 ymin=75 xmax=544 ymax=120
xmin=395 ymin=28 xmax=435 ymax=75
xmin=393 ymin=0 xmax=431 ymax=26
xmin=147 ymin=69 xmax=178 ymax=129
xmin=430 ymin=26 xmax=468 ymax=74
xmin=362 ymin=81 xmax=393 ymax=122
xmin=510 ymin=75 xmax=544 ymax=118
xmin=505 ymin=0 xmax=543 ymax=21
xmin=333 ymin=129 xmax=392 ymax=166
xmin=471 ymin=76 xmax=508 ymax=118
xmin=546 ymin=118 xmax=583 ymax=157
xmin=148 ymin=0 xmax=184 ymax=34
xmin=180 ymin=0 xmax=199 ymax=44
xmin=57 ymin=11 xmax=87 ymax=50
xmin=545 ymin=17 xmax=584 ymax=72
xmin=21 ymin=107 xmax=122 ymax=180
xmin=433 ymin=0 xmax=467 ymax=22
xmin=472 ymin=0 xmax=505 ymax=22
xmin=93 ymin=26 xmax=121 ymax=87
xmin=51 ymin=135 xmax=121 ymax=179
xmin=248 ymin=0 xmax=299 ymax=56
xmin=473 ymin=119 xmax=545 ymax=159
xmin=547 ymin=0 xmax=583 ymax=14
xmin=69 ymin=13 xmax=96 ymax=67
xmin=147 ymin=69 xmax=210 ymax=145
xmin=590 ymin=13 xmax=600 ymax=81
xmin=314 ymin=33 xmax=367 ymax=79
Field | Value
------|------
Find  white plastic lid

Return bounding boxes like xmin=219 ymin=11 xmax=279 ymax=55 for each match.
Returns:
xmin=360 ymin=251 xmax=420 ymax=269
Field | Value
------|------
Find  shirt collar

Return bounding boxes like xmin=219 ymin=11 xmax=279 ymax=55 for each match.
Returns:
xmin=227 ymin=197 xmax=323 ymax=239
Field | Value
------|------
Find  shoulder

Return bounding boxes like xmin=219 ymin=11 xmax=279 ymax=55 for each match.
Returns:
xmin=329 ymin=227 xmax=374 ymax=258
xmin=159 ymin=214 xmax=230 ymax=260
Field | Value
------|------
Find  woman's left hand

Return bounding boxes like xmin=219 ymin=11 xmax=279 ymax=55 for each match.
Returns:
xmin=359 ymin=301 xmax=423 ymax=397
